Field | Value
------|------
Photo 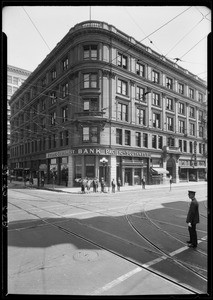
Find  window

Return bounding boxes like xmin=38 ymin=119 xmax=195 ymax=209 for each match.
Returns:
xmin=178 ymin=120 xmax=185 ymax=134
xmin=152 ymin=135 xmax=157 ymax=148
xmin=158 ymin=136 xmax=163 ymax=149
xmin=83 ymin=126 xmax=98 ymax=143
xmin=62 ymin=57 xmax=69 ymax=71
xmin=179 ymin=139 xmax=183 ymax=152
xmin=189 ymin=88 xmax=194 ymax=99
xmin=183 ymin=140 xmax=187 ymax=152
xmin=153 ymin=112 xmax=161 ymax=128
xmin=199 ymin=125 xmax=203 ymax=137
xmin=136 ymin=107 xmax=146 ymax=125
xmin=50 ymin=92 xmax=57 ymax=104
xmin=166 ymin=77 xmax=173 ymax=89
xmin=117 ymin=79 xmax=128 ymax=95
xmin=62 ymin=106 xmax=68 ymax=122
xmin=198 ymin=92 xmax=203 ymax=103
xmin=167 ymin=116 xmax=174 ymax=131
xmin=167 ymin=136 xmax=175 ymax=147
xmin=152 ymin=70 xmax=160 ymax=83
xmin=118 ymin=103 xmax=128 ymax=122
xmin=178 ymin=102 xmax=185 ymax=115
xmin=166 ymin=98 xmax=173 ymax=110
xmin=190 ymin=123 xmax=195 ymax=136
xmin=62 ymin=83 xmax=69 ymax=98
xmin=189 ymin=107 xmax=195 ymax=118
xmin=118 ymin=53 xmax=127 ymax=69
xmin=65 ymin=130 xmax=69 ymax=145
xmin=83 ymin=98 xmax=98 ymax=111
xmin=7 ymin=75 xmax=12 ymax=83
xmin=153 ymin=92 xmax=160 ymax=106
xmin=198 ymin=110 xmax=203 ymax=121
xmin=83 ymin=73 xmax=98 ymax=88
xmin=13 ymin=77 xmax=18 ymax=85
xmin=135 ymin=132 xmax=141 ymax=147
xmin=136 ymin=62 xmax=145 ymax=77
xmin=199 ymin=143 xmax=202 ymax=154
xmin=125 ymin=130 xmax=131 ymax=146
xmin=53 ymin=134 xmax=56 ymax=148
xmin=50 ymin=111 xmax=56 ymax=126
xmin=51 ymin=69 xmax=57 ymax=81
xmin=189 ymin=141 xmax=193 ymax=153
xmin=116 ymin=129 xmax=122 ymax=145
xmin=83 ymin=45 xmax=98 ymax=60
xmin=60 ymin=132 xmax=64 ymax=146
xmin=178 ymin=83 xmax=184 ymax=94
xmin=136 ymin=86 xmax=145 ymax=101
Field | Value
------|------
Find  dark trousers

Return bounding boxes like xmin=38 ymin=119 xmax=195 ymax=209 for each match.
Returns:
xmin=188 ymin=224 xmax=198 ymax=246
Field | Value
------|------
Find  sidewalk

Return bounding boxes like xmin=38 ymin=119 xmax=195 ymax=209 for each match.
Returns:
xmin=8 ymin=180 xmax=207 ymax=194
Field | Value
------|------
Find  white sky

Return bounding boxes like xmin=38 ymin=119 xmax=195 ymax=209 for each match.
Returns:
xmin=2 ymin=5 xmax=211 ymax=81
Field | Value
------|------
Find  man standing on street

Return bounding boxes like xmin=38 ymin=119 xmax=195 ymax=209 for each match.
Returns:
xmin=186 ymin=190 xmax=200 ymax=248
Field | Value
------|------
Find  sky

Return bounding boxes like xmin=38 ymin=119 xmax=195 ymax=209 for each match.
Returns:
xmin=2 ymin=5 xmax=211 ymax=81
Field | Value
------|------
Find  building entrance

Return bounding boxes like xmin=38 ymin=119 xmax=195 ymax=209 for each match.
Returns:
xmin=124 ymin=168 xmax=132 ymax=185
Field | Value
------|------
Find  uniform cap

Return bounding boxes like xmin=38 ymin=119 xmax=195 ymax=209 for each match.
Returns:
xmin=188 ymin=190 xmax=196 ymax=194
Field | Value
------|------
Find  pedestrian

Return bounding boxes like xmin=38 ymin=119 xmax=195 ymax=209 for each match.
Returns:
xmin=41 ymin=177 xmax=45 ymax=187
xmin=93 ymin=178 xmax=98 ymax=193
xmin=186 ymin=190 xmax=200 ymax=248
xmin=86 ymin=178 xmax=91 ymax=192
xmin=81 ymin=178 xmax=86 ymax=194
xmin=169 ymin=175 xmax=172 ymax=191
xmin=142 ymin=176 xmax=146 ymax=189
xmin=100 ymin=177 xmax=105 ymax=193
xmin=117 ymin=178 xmax=121 ymax=191
xmin=111 ymin=179 xmax=116 ymax=193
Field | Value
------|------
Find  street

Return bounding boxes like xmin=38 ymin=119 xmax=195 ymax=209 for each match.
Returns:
xmin=7 ymin=182 xmax=207 ymax=295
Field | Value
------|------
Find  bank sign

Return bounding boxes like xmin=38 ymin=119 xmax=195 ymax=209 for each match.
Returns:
xmin=46 ymin=147 xmax=151 ymax=158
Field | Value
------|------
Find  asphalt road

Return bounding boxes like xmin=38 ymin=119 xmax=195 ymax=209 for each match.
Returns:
xmin=6 ymin=183 xmax=208 ymax=296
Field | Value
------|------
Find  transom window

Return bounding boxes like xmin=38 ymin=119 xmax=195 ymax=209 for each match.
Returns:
xmin=118 ymin=103 xmax=128 ymax=122
xmin=136 ymin=62 xmax=145 ymax=77
xmin=117 ymin=79 xmax=128 ymax=96
xmin=118 ymin=53 xmax=127 ymax=69
xmin=83 ymin=73 xmax=98 ymax=88
xmin=83 ymin=45 xmax=98 ymax=60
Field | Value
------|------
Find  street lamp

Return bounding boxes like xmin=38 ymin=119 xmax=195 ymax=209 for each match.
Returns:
xmin=100 ymin=157 xmax=108 ymax=185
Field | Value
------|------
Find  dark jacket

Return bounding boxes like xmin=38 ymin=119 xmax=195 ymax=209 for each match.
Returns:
xmin=186 ymin=198 xmax=200 ymax=225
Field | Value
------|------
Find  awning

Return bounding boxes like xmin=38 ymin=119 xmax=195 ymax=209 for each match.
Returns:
xmin=151 ymin=167 xmax=169 ymax=175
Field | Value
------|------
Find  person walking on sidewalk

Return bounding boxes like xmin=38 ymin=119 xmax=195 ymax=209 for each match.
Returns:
xmin=117 ymin=178 xmax=121 ymax=192
xmin=186 ymin=190 xmax=200 ymax=248
xmin=142 ymin=176 xmax=146 ymax=189
xmin=169 ymin=175 xmax=172 ymax=191
xmin=111 ymin=179 xmax=116 ymax=193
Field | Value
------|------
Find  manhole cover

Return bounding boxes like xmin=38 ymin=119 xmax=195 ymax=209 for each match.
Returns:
xmin=73 ymin=250 xmax=99 ymax=262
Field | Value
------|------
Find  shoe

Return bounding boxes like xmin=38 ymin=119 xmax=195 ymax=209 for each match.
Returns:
xmin=188 ymin=243 xmax=197 ymax=248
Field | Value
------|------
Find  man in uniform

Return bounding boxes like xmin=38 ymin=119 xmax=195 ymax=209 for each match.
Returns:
xmin=186 ymin=190 xmax=200 ymax=248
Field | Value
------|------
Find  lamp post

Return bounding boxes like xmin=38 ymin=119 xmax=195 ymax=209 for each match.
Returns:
xmin=100 ymin=157 xmax=108 ymax=188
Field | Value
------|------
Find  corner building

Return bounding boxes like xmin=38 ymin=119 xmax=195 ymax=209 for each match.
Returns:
xmin=9 ymin=21 xmax=207 ymax=187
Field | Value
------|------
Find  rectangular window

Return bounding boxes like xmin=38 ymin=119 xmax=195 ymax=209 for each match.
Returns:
xmin=135 ymin=132 xmax=141 ymax=147
xmin=136 ymin=107 xmax=145 ymax=125
xmin=189 ymin=107 xmax=195 ymax=118
xmin=136 ymin=62 xmax=145 ymax=77
xmin=152 ymin=135 xmax=157 ymax=148
xmin=178 ymin=83 xmax=184 ymax=94
xmin=83 ymin=45 xmax=98 ymax=60
xmin=158 ymin=136 xmax=163 ymax=149
xmin=166 ymin=98 xmax=173 ymax=111
xmin=153 ymin=112 xmax=161 ymax=128
xmin=118 ymin=53 xmax=127 ymax=69
xmin=190 ymin=123 xmax=195 ymax=136
xmin=152 ymin=70 xmax=160 ymax=83
xmin=189 ymin=141 xmax=193 ymax=153
xmin=83 ymin=73 xmax=98 ymax=88
xmin=189 ymin=88 xmax=194 ymax=99
xmin=167 ymin=117 xmax=174 ymax=131
xmin=118 ymin=103 xmax=128 ymax=121
xmin=178 ymin=102 xmax=185 ymax=115
xmin=179 ymin=139 xmax=183 ymax=152
xmin=198 ymin=93 xmax=203 ymax=103
xmin=50 ymin=111 xmax=56 ymax=126
xmin=125 ymin=130 xmax=131 ymax=146
xmin=143 ymin=133 xmax=148 ymax=148
xmin=83 ymin=98 xmax=98 ymax=111
xmin=183 ymin=140 xmax=187 ymax=152
xmin=199 ymin=126 xmax=203 ymax=137
xmin=8 ymin=75 xmax=12 ymax=83
xmin=166 ymin=77 xmax=173 ymax=89
xmin=62 ymin=106 xmax=68 ymax=122
xmin=167 ymin=137 xmax=175 ymax=147
xmin=53 ymin=134 xmax=56 ymax=148
xmin=51 ymin=69 xmax=57 ymax=80
xmin=198 ymin=110 xmax=203 ymax=121
xmin=116 ymin=129 xmax=122 ymax=145
xmin=62 ymin=57 xmax=69 ymax=70
xmin=83 ymin=126 xmax=98 ymax=143
xmin=65 ymin=130 xmax=69 ymax=145
xmin=62 ymin=83 xmax=69 ymax=98
xmin=117 ymin=79 xmax=128 ymax=95
xmin=179 ymin=120 xmax=185 ymax=134
xmin=153 ymin=92 xmax=160 ymax=106
xmin=13 ymin=77 xmax=18 ymax=85
xmin=136 ymin=86 xmax=145 ymax=101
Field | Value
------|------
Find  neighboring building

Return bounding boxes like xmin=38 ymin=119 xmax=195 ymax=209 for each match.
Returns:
xmin=7 ymin=65 xmax=31 ymax=167
xmin=9 ymin=20 xmax=207 ymax=186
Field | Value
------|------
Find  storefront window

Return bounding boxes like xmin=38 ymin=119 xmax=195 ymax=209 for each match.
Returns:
xmin=85 ymin=156 xmax=95 ymax=178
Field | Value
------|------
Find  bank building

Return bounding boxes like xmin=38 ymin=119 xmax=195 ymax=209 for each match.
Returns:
xmin=9 ymin=20 xmax=208 ymax=187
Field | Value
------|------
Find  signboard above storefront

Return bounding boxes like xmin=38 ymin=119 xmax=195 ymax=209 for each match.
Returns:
xmin=46 ymin=147 xmax=151 ymax=158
